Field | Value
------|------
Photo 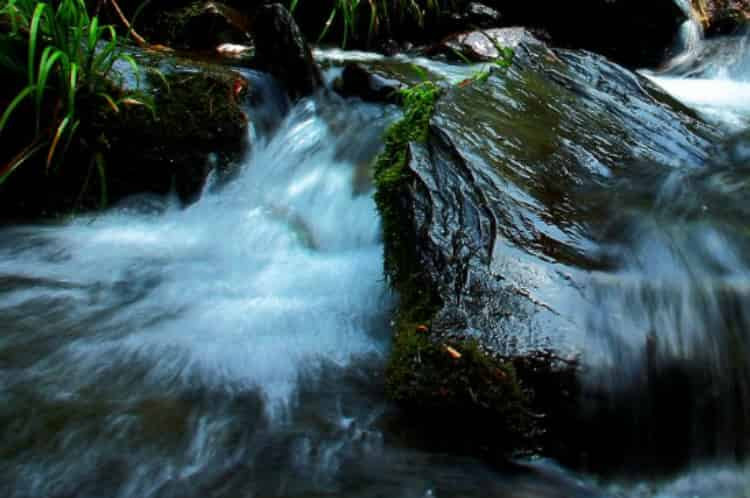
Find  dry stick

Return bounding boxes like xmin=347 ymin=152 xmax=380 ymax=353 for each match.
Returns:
xmin=107 ymin=0 xmax=148 ymax=48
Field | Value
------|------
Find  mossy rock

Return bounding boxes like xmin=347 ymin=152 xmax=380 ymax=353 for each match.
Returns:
xmin=374 ymin=81 xmax=540 ymax=455
xmin=91 ymin=61 xmax=249 ymax=204
xmin=374 ymin=42 xmax=721 ymax=464
xmin=0 ymin=53 xmax=249 ymax=220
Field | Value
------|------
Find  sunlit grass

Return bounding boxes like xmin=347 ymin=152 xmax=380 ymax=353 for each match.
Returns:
xmin=290 ymin=0 xmax=451 ymax=47
xmin=0 ymin=0 xmax=149 ymax=194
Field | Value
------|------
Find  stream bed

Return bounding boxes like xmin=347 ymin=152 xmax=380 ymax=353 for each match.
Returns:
xmin=2 ymin=31 xmax=750 ymax=498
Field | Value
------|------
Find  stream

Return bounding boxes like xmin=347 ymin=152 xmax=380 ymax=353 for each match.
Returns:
xmin=3 ymin=17 xmax=750 ymax=498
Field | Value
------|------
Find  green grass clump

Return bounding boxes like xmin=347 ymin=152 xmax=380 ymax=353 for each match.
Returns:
xmin=290 ymin=0 xmax=451 ymax=48
xmin=0 ymin=0 xmax=148 ymax=196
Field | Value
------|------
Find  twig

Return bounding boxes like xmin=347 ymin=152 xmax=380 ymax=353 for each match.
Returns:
xmin=107 ymin=0 xmax=148 ymax=48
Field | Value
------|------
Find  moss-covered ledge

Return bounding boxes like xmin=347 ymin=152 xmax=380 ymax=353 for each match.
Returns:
xmin=373 ymin=81 xmax=540 ymax=456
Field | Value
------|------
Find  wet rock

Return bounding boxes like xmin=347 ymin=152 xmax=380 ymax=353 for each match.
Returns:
xmin=250 ymin=3 xmax=323 ymax=100
xmin=158 ymin=1 xmax=253 ymax=50
xmin=692 ymin=0 xmax=750 ymax=34
xmin=0 ymin=54 xmax=249 ymax=219
xmin=333 ymin=63 xmax=407 ymax=104
xmin=486 ymin=0 xmax=687 ymax=68
xmin=377 ymin=43 xmax=720 ymax=460
xmin=439 ymin=27 xmax=542 ymax=61
xmin=446 ymin=2 xmax=502 ymax=31
xmin=96 ymin=61 xmax=249 ymax=204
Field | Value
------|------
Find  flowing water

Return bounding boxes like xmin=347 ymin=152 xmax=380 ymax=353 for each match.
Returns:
xmin=5 ymin=18 xmax=750 ymax=498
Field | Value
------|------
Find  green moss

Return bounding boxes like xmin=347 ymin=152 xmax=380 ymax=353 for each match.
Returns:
xmin=374 ymin=81 xmax=535 ymax=452
xmin=99 ymin=67 xmax=248 ymax=146
xmin=374 ymin=81 xmax=440 ymax=288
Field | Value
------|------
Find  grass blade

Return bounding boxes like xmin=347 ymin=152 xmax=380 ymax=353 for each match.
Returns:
xmin=0 ymin=85 xmax=34 ymax=135
xmin=0 ymin=139 xmax=47 ymax=184
xmin=47 ymin=115 xmax=71 ymax=168
xmin=98 ymin=92 xmax=120 ymax=113
xmin=35 ymin=47 xmax=64 ymax=129
xmin=28 ymin=2 xmax=47 ymax=85
xmin=318 ymin=7 xmax=338 ymax=43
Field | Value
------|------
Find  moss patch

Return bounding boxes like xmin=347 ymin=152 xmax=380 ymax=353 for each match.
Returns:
xmin=374 ymin=81 xmax=536 ymax=454
xmin=374 ymin=81 xmax=440 ymax=288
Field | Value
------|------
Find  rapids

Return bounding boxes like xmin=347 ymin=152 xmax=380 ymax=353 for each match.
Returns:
xmin=3 ymin=17 xmax=750 ymax=498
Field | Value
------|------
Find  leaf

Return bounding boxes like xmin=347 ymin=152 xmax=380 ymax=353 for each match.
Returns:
xmin=35 ymin=47 xmax=65 ymax=130
xmin=0 ymin=139 xmax=47 ymax=185
xmin=47 ymin=115 xmax=71 ymax=169
xmin=146 ymin=67 xmax=170 ymax=92
xmin=67 ymin=62 xmax=78 ymax=114
xmin=98 ymin=92 xmax=120 ymax=113
xmin=120 ymin=53 xmax=141 ymax=88
xmin=317 ymin=7 xmax=337 ymax=43
xmin=0 ymin=85 xmax=34 ymax=135
xmin=28 ymin=2 xmax=47 ymax=85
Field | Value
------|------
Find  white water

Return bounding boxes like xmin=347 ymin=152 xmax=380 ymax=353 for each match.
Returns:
xmin=645 ymin=4 xmax=750 ymax=129
xmin=5 ymin=28 xmax=750 ymax=497
xmin=1 ymin=99 xmax=396 ymax=416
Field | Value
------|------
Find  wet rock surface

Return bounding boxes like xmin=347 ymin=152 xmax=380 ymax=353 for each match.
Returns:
xmin=438 ymin=27 xmax=542 ymax=61
xmin=0 ymin=56 xmax=251 ymax=219
xmin=95 ymin=61 xmax=250 ymax=205
xmin=379 ymin=41 xmax=721 ymax=461
xmin=155 ymin=1 xmax=253 ymax=50
xmin=692 ymin=0 xmax=750 ymax=34
xmin=333 ymin=63 xmax=408 ymax=104
xmin=250 ymin=3 xmax=323 ymax=99
xmin=291 ymin=0 xmax=685 ymax=68
xmin=486 ymin=0 xmax=687 ymax=67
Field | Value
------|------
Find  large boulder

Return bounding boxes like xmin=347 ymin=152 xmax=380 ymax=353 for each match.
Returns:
xmin=376 ymin=41 xmax=721 ymax=465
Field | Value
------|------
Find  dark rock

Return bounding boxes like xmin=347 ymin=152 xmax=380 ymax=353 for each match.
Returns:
xmin=692 ymin=0 xmax=750 ymax=35
xmin=160 ymin=1 xmax=253 ymax=50
xmin=447 ymin=2 xmax=502 ymax=30
xmin=333 ymin=63 xmax=408 ymax=104
xmin=377 ymin=42 xmax=720 ymax=462
xmin=0 ymin=54 xmax=250 ymax=219
xmin=289 ymin=0 xmax=684 ymax=68
xmin=439 ymin=27 xmax=542 ymax=61
xmin=249 ymin=3 xmax=323 ymax=100
xmin=97 ymin=61 xmax=249 ymax=204
xmin=486 ymin=0 xmax=687 ymax=68
xmin=466 ymin=2 xmax=501 ymax=24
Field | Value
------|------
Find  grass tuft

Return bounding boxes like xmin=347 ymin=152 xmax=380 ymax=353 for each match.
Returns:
xmin=290 ymin=0 xmax=453 ymax=48
xmin=0 ymin=0 xmax=150 ymax=204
